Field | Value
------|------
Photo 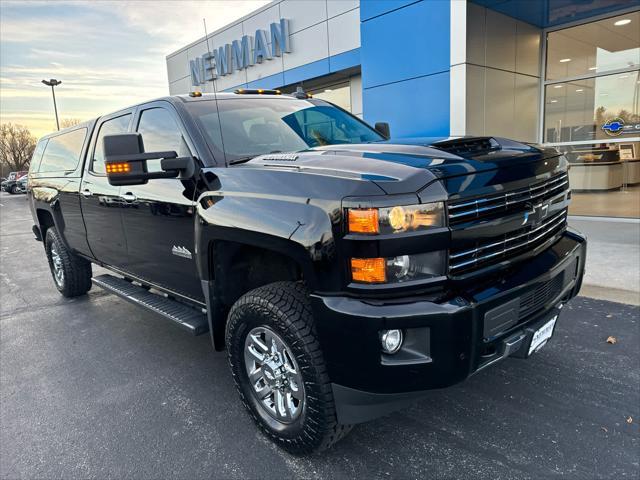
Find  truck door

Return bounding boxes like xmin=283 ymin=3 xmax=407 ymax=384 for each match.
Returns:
xmin=80 ymin=111 xmax=132 ymax=267
xmin=119 ymin=103 xmax=203 ymax=303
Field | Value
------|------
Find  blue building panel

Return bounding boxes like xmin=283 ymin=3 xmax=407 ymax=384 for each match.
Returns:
xmin=471 ymin=0 xmax=640 ymax=27
xmin=329 ymin=48 xmax=360 ymax=73
xmin=360 ymin=0 xmax=450 ymax=89
xmin=363 ymin=71 xmax=450 ymax=138
xmin=360 ymin=0 xmax=421 ymax=21
xmin=246 ymin=72 xmax=285 ymax=90
xmin=283 ymin=58 xmax=330 ymax=86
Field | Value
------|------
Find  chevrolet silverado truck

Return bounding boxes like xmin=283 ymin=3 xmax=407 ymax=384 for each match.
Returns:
xmin=28 ymin=90 xmax=586 ymax=454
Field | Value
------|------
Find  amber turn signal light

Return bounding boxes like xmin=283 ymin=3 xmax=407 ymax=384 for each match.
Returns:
xmin=348 ymin=208 xmax=379 ymax=234
xmin=351 ymin=257 xmax=386 ymax=283
xmin=105 ymin=162 xmax=131 ymax=174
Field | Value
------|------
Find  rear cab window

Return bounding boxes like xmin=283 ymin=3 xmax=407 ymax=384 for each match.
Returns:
xmin=38 ymin=128 xmax=88 ymax=174
xmin=28 ymin=139 xmax=48 ymax=174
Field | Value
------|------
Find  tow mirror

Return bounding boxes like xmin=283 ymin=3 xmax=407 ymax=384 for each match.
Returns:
xmin=103 ymin=133 xmax=197 ymax=186
xmin=374 ymin=122 xmax=391 ymax=140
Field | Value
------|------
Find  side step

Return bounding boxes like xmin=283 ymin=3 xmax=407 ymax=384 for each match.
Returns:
xmin=92 ymin=274 xmax=209 ymax=336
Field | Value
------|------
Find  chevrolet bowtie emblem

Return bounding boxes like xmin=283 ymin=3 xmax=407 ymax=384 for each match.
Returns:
xmin=523 ymin=202 xmax=550 ymax=225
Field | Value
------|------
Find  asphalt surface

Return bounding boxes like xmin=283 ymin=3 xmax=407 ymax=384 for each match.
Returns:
xmin=1 ymin=190 xmax=638 ymax=479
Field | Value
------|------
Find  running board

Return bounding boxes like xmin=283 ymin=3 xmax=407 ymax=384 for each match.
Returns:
xmin=92 ymin=274 xmax=209 ymax=336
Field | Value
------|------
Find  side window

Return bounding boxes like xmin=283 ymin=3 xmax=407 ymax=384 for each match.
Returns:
xmin=39 ymin=128 xmax=87 ymax=173
xmin=137 ymin=108 xmax=190 ymax=172
xmin=28 ymin=139 xmax=48 ymax=173
xmin=92 ymin=114 xmax=131 ymax=174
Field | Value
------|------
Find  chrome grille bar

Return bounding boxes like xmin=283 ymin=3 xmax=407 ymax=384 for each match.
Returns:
xmin=448 ymin=173 xmax=569 ymax=222
xmin=449 ymin=210 xmax=567 ymax=273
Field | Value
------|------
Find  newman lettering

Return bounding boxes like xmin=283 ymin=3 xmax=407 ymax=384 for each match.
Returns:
xmin=189 ymin=18 xmax=291 ymax=86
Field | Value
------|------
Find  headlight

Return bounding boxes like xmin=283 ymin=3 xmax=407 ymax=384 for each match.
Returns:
xmin=351 ymin=251 xmax=446 ymax=284
xmin=347 ymin=202 xmax=444 ymax=234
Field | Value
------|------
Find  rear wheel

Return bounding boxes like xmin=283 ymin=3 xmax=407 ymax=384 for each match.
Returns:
xmin=45 ymin=227 xmax=92 ymax=297
xmin=226 ymin=281 xmax=352 ymax=454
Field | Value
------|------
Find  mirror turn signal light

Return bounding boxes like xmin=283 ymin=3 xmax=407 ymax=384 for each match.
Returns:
xmin=351 ymin=257 xmax=386 ymax=283
xmin=105 ymin=162 xmax=131 ymax=174
xmin=348 ymin=208 xmax=379 ymax=234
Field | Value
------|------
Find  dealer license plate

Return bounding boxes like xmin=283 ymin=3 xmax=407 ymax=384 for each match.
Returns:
xmin=528 ymin=316 xmax=557 ymax=355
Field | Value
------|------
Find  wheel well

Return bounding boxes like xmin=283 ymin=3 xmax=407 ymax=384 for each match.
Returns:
xmin=36 ymin=209 xmax=55 ymax=236
xmin=213 ymin=242 xmax=302 ymax=310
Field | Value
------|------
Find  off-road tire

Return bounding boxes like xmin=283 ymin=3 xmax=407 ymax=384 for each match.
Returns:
xmin=45 ymin=227 xmax=92 ymax=297
xmin=226 ymin=281 xmax=352 ymax=454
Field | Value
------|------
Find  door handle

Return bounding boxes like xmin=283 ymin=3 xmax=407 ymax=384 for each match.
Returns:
xmin=120 ymin=192 xmax=137 ymax=202
xmin=81 ymin=189 xmax=92 ymax=198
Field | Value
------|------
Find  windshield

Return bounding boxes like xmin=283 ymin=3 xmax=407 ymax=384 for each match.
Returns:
xmin=187 ymin=97 xmax=384 ymax=164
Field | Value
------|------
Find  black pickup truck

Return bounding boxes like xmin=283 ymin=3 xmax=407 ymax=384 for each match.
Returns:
xmin=28 ymin=90 xmax=586 ymax=454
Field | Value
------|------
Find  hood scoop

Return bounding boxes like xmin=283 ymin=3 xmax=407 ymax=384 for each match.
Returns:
xmin=432 ymin=137 xmax=500 ymax=157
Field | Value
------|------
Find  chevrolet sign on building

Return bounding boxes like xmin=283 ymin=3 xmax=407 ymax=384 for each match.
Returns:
xmin=190 ymin=18 xmax=291 ymax=85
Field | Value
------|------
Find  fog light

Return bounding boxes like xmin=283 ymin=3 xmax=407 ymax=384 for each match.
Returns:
xmin=381 ymin=329 xmax=403 ymax=354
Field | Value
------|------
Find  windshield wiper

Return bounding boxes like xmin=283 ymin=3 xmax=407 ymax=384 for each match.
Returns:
xmin=228 ymin=156 xmax=257 ymax=165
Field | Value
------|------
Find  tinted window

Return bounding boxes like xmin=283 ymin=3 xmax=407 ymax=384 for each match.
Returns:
xmin=92 ymin=114 xmax=131 ymax=174
xmin=137 ymin=108 xmax=190 ymax=172
xmin=29 ymin=139 xmax=48 ymax=173
xmin=39 ymin=128 xmax=87 ymax=172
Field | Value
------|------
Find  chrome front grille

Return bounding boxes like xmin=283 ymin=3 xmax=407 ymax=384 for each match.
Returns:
xmin=448 ymin=173 xmax=569 ymax=226
xmin=449 ymin=209 xmax=567 ymax=274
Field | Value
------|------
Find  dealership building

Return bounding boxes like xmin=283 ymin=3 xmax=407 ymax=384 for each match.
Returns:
xmin=167 ymin=0 xmax=640 ymax=218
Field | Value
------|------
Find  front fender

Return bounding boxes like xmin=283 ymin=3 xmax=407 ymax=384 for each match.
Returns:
xmin=194 ymin=192 xmax=342 ymax=291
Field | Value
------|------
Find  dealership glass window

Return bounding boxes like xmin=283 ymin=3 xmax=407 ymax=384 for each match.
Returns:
xmin=544 ymin=12 xmax=640 ymax=219
xmin=546 ymin=11 xmax=639 ymax=81
xmin=544 ymin=71 xmax=640 ymax=143
xmin=309 ymin=83 xmax=351 ymax=111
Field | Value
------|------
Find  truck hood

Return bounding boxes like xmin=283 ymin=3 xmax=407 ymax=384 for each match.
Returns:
xmin=243 ymin=137 xmax=560 ymax=195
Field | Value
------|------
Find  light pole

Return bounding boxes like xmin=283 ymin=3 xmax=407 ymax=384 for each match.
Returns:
xmin=41 ymin=79 xmax=62 ymax=130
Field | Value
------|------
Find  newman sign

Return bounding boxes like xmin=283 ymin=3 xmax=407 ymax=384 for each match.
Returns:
xmin=190 ymin=18 xmax=291 ymax=86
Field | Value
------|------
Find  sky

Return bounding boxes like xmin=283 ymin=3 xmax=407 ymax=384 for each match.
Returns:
xmin=0 ymin=0 xmax=270 ymax=138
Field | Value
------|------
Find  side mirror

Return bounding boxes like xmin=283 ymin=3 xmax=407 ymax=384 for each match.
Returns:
xmin=374 ymin=122 xmax=391 ymax=140
xmin=103 ymin=133 xmax=197 ymax=186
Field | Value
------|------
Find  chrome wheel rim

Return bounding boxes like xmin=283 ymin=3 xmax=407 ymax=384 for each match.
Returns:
xmin=50 ymin=243 xmax=64 ymax=287
xmin=244 ymin=326 xmax=305 ymax=423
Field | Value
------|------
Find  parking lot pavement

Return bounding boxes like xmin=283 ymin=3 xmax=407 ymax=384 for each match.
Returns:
xmin=1 ymin=190 xmax=638 ymax=480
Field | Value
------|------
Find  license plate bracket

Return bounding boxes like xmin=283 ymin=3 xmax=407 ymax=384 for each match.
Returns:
xmin=527 ymin=315 xmax=557 ymax=356
xmin=509 ymin=307 xmax=561 ymax=359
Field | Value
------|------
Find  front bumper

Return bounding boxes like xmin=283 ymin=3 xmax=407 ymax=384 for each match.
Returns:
xmin=310 ymin=229 xmax=586 ymax=423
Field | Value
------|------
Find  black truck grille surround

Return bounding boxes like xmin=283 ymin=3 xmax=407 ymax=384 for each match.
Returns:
xmin=447 ymin=173 xmax=570 ymax=275
xmin=448 ymin=172 xmax=569 ymax=226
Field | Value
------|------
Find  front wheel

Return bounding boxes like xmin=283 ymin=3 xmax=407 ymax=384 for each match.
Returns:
xmin=9 ymin=185 xmax=17 ymax=194
xmin=226 ymin=281 xmax=352 ymax=454
xmin=45 ymin=227 xmax=92 ymax=297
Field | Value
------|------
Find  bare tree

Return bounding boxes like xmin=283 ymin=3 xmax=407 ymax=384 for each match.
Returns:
xmin=60 ymin=118 xmax=81 ymax=128
xmin=0 ymin=123 xmax=37 ymax=172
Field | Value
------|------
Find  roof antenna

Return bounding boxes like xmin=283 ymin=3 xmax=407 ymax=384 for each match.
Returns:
xmin=203 ymin=17 xmax=227 ymax=165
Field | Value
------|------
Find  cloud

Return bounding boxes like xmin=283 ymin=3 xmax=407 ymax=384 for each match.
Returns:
xmin=91 ymin=1 xmax=271 ymax=52
xmin=29 ymin=48 xmax=86 ymax=59
xmin=0 ymin=0 xmax=270 ymax=136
